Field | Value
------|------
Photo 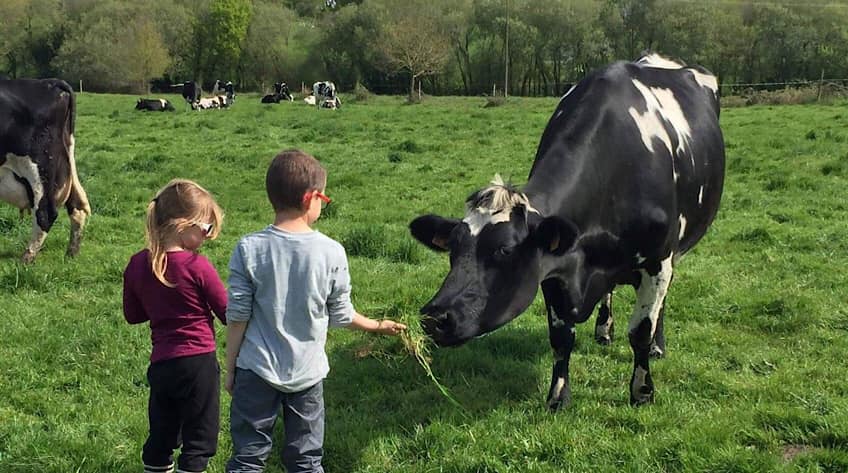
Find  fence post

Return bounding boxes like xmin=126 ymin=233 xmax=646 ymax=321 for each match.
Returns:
xmin=492 ymin=83 xmax=496 ymax=96
xmin=817 ymin=70 xmax=824 ymax=102
xmin=79 ymin=80 xmax=83 ymax=93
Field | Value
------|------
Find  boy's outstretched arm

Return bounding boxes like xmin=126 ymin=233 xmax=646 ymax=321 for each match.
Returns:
xmin=224 ymin=321 xmax=248 ymax=394
xmin=347 ymin=312 xmax=407 ymax=336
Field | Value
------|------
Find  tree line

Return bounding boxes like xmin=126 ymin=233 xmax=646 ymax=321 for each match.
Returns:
xmin=1 ymin=0 xmax=847 ymax=97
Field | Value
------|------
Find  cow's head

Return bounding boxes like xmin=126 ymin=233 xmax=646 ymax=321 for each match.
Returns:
xmin=410 ymin=176 xmax=578 ymax=346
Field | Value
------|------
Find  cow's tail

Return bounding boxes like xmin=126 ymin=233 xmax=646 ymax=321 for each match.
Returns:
xmin=62 ymin=83 xmax=90 ymax=216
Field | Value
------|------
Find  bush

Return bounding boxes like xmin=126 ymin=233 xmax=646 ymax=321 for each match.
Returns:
xmin=723 ymin=84 xmax=848 ymax=108
xmin=353 ymin=82 xmax=372 ymax=103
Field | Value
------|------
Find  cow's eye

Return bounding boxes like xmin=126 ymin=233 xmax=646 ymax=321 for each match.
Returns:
xmin=493 ymin=245 xmax=516 ymax=261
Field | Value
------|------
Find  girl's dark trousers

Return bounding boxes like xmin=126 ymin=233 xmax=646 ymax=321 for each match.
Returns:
xmin=143 ymin=351 xmax=220 ymax=473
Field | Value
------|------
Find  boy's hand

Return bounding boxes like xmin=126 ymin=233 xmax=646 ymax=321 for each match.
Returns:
xmin=376 ymin=319 xmax=407 ymax=336
xmin=224 ymin=369 xmax=235 ymax=395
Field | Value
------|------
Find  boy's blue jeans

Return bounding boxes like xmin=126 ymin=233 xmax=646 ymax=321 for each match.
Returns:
xmin=226 ymin=368 xmax=325 ymax=473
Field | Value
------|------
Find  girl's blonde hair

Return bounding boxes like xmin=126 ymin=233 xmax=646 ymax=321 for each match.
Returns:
xmin=145 ymin=179 xmax=223 ymax=287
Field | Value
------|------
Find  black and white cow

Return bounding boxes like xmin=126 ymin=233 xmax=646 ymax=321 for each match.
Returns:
xmin=196 ymin=97 xmax=220 ymax=110
xmin=182 ymin=81 xmax=201 ymax=109
xmin=313 ymin=81 xmax=340 ymax=109
xmin=135 ymin=98 xmax=175 ymax=112
xmin=0 ymin=79 xmax=91 ymax=263
xmin=275 ymin=82 xmax=293 ymax=101
xmin=261 ymin=93 xmax=281 ymax=104
xmin=409 ymin=54 xmax=725 ymax=409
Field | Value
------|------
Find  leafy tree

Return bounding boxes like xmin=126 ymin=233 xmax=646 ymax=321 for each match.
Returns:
xmin=241 ymin=1 xmax=297 ymax=91
xmin=125 ymin=19 xmax=171 ymax=93
xmin=190 ymin=0 xmax=251 ymax=86
xmin=376 ymin=3 xmax=451 ymax=100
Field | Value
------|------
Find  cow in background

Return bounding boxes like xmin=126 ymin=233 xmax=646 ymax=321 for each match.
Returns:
xmin=196 ymin=97 xmax=220 ymax=109
xmin=313 ymin=81 xmax=340 ymax=109
xmin=181 ymin=81 xmax=201 ymax=108
xmin=275 ymin=82 xmax=293 ymax=101
xmin=135 ymin=98 xmax=175 ymax=112
xmin=261 ymin=82 xmax=295 ymax=104
xmin=223 ymin=81 xmax=235 ymax=103
xmin=0 ymin=79 xmax=91 ymax=263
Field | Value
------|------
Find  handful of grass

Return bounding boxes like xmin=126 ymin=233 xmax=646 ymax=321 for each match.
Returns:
xmin=398 ymin=320 xmax=465 ymax=410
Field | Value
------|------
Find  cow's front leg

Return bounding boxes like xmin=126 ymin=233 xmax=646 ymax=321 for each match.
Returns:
xmin=542 ymin=280 xmax=576 ymax=410
xmin=594 ymin=292 xmax=614 ymax=345
xmin=23 ymin=174 xmax=54 ymax=263
xmin=650 ymin=306 xmax=666 ymax=358
xmin=23 ymin=216 xmax=49 ymax=263
xmin=628 ymin=256 xmax=673 ymax=406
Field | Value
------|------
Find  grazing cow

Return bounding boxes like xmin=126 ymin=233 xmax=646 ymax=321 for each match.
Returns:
xmin=312 ymin=81 xmax=339 ymax=109
xmin=181 ymin=81 xmax=201 ymax=108
xmin=0 ymin=79 xmax=91 ymax=263
xmin=211 ymin=80 xmax=223 ymax=96
xmin=135 ymin=98 xmax=175 ymax=112
xmin=409 ymin=53 xmax=725 ymax=409
xmin=223 ymin=81 xmax=235 ymax=102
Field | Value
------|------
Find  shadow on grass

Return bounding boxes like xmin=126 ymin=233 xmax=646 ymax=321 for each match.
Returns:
xmin=321 ymin=324 xmax=550 ymax=471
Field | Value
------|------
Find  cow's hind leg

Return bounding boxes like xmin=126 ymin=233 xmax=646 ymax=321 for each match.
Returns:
xmin=65 ymin=135 xmax=91 ymax=257
xmin=628 ymin=256 xmax=673 ymax=406
xmin=594 ymin=292 xmax=614 ymax=345
xmin=542 ymin=280 xmax=576 ymax=410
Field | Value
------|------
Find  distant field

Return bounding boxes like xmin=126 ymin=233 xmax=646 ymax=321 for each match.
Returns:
xmin=1 ymin=93 xmax=847 ymax=473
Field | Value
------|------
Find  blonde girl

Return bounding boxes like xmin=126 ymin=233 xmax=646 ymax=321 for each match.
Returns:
xmin=123 ymin=179 xmax=227 ymax=473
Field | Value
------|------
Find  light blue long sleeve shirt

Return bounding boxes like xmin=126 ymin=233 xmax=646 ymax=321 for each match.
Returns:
xmin=226 ymin=225 xmax=355 ymax=392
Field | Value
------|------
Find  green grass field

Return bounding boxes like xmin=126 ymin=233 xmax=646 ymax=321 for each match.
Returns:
xmin=1 ymin=93 xmax=847 ymax=473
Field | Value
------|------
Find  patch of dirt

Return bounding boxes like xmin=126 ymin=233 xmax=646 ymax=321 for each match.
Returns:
xmin=781 ymin=444 xmax=814 ymax=462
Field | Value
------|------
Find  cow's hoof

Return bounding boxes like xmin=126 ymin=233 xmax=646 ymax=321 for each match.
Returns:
xmin=649 ymin=345 xmax=665 ymax=358
xmin=66 ymin=246 xmax=80 ymax=258
xmin=595 ymin=335 xmax=612 ymax=346
xmin=21 ymin=251 xmax=37 ymax=264
xmin=630 ymin=386 xmax=654 ymax=407
xmin=547 ymin=395 xmax=571 ymax=411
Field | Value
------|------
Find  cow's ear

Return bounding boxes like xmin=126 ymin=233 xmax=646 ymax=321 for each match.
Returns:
xmin=534 ymin=217 xmax=578 ymax=255
xmin=410 ymin=214 xmax=459 ymax=252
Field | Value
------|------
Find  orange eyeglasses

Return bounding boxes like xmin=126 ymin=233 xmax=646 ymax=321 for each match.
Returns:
xmin=303 ymin=190 xmax=331 ymax=209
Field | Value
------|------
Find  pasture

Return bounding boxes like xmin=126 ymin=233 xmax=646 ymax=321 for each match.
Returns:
xmin=1 ymin=93 xmax=847 ymax=473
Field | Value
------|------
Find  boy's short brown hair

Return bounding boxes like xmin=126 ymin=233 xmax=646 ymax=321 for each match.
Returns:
xmin=266 ymin=149 xmax=328 ymax=212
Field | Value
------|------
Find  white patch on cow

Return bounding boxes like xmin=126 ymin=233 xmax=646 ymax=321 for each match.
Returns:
xmin=2 ymin=154 xmax=43 ymax=210
xmin=462 ymin=174 xmax=539 ymax=236
xmin=0 ymin=167 xmax=30 ymax=209
xmin=678 ymin=214 xmax=687 ymax=241
xmin=631 ymin=366 xmax=649 ymax=395
xmin=159 ymin=99 xmax=166 ymax=108
xmin=689 ymin=69 xmax=718 ymax=93
xmin=304 ymin=95 xmax=316 ymax=105
xmin=628 ymin=255 xmax=673 ymax=337
xmin=636 ymin=53 xmax=685 ymax=70
xmin=698 ymin=185 xmax=704 ymax=205
xmin=635 ymin=253 xmax=647 ymax=264
xmin=549 ymin=306 xmax=565 ymax=328
xmin=628 ymin=79 xmax=692 ymax=157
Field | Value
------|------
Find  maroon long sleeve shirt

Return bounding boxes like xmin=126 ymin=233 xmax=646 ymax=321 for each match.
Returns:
xmin=123 ymin=249 xmax=227 ymax=363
